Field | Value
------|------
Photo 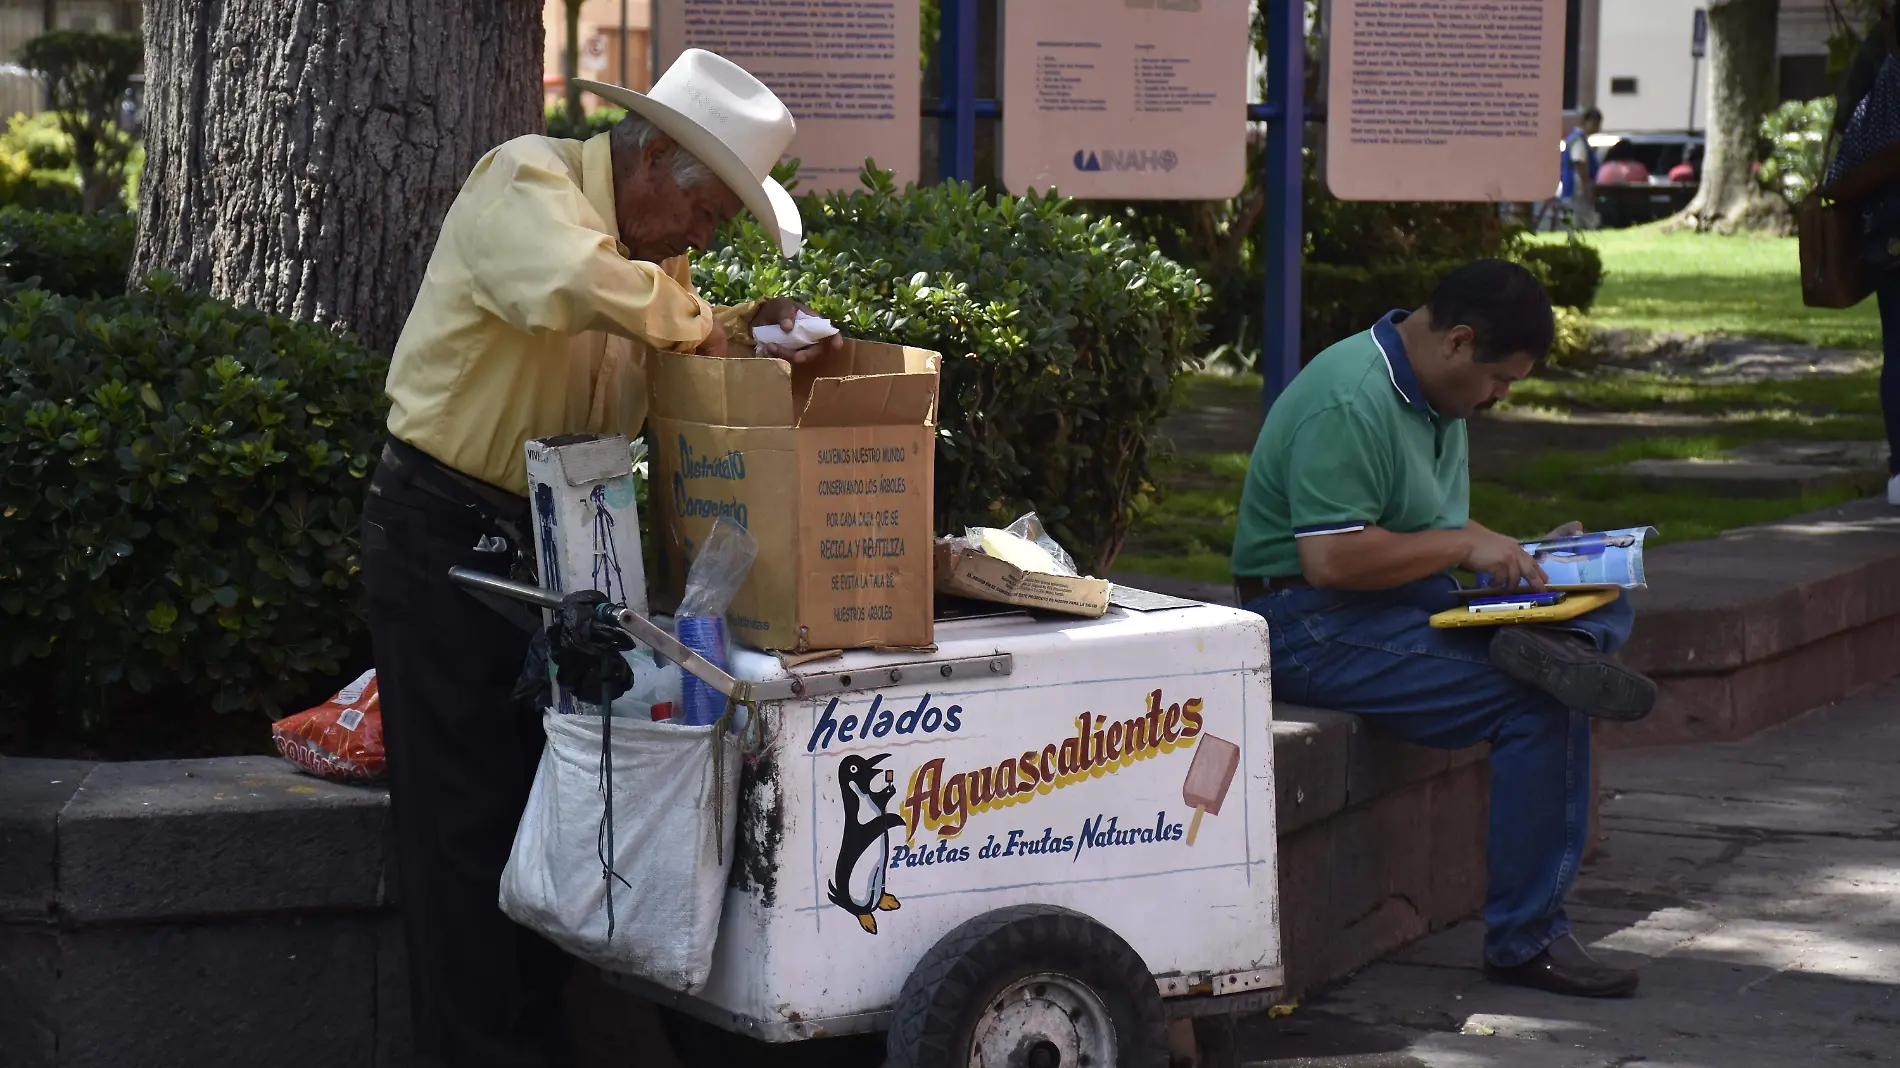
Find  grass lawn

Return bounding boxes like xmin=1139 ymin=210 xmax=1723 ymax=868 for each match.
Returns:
xmin=1533 ymin=228 xmax=1883 ymax=350
xmin=1114 ymin=442 xmax=1864 ymax=586
xmin=1502 ymin=369 xmax=1885 ymax=440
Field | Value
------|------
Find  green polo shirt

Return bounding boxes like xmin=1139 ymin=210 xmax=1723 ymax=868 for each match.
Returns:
xmin=1231 ymin=311 xmax=1470 ymax=580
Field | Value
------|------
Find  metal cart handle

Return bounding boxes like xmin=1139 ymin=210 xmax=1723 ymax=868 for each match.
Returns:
xmin=447 ymin=567 xmax=1014 ymax=705
xmin=446 ymin=567 xmax=748 ymax=702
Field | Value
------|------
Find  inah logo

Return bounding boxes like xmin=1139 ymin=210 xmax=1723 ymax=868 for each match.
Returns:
xmin=1072 ymin=149 xmax=1180 ymax=173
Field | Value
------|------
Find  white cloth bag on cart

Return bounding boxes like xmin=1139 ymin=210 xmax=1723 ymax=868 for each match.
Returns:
xmin=500 ymin=709 xmax=739 ymax=992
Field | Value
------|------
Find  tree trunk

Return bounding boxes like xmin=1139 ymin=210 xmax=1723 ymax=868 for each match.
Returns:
xmin=1667 ymin=0 xmax=1790 ymax=233
xmin=133 ymin=1 xmax=544 ymax=355
xmin=564 ymin=0 xmax=583 ymax=124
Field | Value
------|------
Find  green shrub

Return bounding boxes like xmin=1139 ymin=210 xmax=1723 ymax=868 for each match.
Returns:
xmin=1303 ymin=259 xmax=1460 ymax=356
xmin=1306 ymin=256 xmax=1599 ymax=364
xmin=0 ymin=111 xmax=142 ymax=212
xmin=1119 ymin=147 xmax=1532 ymax=365
xmin=0 ymin=275 xmax=385 ymax=738
xmin=695 ymin=166 xmax=1209 ymax=572
xmin=545 ymin=102 xmax=625 ymax=140
xmin=6 ymin=111 xmax=73 ymax=171
xmin=1516 ymin=236 xmax=1605 ymax=312
xmin=0 ymin=206 xmax=135 ymax=296
xmin=1760 ymin=96 xmax=1834 ymax=206
xmin=0 ymin=113 xmax=83 ymax=212
xmin=18 ymin=30 xmax=142 ymax=213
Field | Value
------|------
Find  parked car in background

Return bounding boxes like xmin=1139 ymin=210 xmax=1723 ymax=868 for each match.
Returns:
xmin=1590 ymin=131 xmax=1704 ymax=227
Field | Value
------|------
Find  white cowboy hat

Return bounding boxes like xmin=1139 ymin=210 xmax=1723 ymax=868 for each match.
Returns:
xmin=575 ymin=50 xmax=801 ymax=257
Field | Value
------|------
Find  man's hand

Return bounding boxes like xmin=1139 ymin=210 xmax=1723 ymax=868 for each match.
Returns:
xmin=697 ymin=318 xmax=728 ymax=358
xmin=1463 ymin=526 xmax=1547 ymax=591
xmin=1540 ymin=521 xmax=1585 ymax=541
xmin=751 ymin=296 xmax=844 ymax=363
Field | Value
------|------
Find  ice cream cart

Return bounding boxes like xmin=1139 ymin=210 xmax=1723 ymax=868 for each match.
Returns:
xmin=453 ymin=570 xmax=1281 ymax=1067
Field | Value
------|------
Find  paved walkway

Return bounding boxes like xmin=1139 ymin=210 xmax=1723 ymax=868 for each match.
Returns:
xmin=1238 ymin=680 xmax=1900 ymax=1067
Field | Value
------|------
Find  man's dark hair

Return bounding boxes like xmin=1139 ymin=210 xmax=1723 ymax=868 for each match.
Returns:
xmin=1582 ymin=107 xmax=1603 ymax=123
xmin=1425 ymin=259 xmax=1555 ymax=363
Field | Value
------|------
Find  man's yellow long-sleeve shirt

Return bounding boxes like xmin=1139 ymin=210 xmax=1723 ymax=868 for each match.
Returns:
xmin=384 ymin=131 xmax=755 ymax=495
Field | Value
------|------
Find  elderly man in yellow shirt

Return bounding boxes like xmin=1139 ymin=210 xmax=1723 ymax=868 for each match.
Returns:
xmin=361 ymin=50 xmax=832 ymax=1067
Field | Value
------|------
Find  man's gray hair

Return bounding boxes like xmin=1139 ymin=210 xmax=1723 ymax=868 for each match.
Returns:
xmin=611 ymin=113 xmax=719 ymax=190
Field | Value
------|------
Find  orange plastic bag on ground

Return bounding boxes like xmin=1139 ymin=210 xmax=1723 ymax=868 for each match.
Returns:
xmin=272 ymin=669 xmax=386 ymax=781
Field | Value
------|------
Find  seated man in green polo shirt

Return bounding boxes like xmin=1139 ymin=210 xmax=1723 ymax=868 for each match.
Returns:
xmin=1233 ymin=259 xmax=1654 ymax=999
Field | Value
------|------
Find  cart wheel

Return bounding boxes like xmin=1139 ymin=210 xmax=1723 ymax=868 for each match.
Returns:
xmin=884 ymin=904 xmax=1168 ymax=1068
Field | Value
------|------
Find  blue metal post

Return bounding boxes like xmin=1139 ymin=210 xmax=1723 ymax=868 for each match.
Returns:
xmin=938 ymin=0 xmax=979 ymax=183
xmin=1261 ymin=0 xmax=1304 ymax=412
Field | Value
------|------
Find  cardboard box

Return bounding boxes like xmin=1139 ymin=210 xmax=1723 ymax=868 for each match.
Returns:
xmin=934 ymin=542 xmax=1111 ymax=617
xmin=648 ymin=340 xmax=940 ymax=652
xmin=525 ymin=433 xmax=649 ymax=618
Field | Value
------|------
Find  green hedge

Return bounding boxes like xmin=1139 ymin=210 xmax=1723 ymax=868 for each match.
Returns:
xmin=0 ymin=275 xmax=385 ymax=742
xmin=695 ymin=166 xmax=1208 ymax=572
xmin=1517 ymin=238 xmax=1605 ymax=313
xmin=545 ymin=103 xmax=625 ymax=141
xmin=0 ymin=206 xmax=135 ymax=296
xmin=1117 ymin=148 xmax=1605 ymax=364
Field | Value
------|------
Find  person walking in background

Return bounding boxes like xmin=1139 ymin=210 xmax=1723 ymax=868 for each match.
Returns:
xmin=1560 ymin=109 xmax=1603 ymax=230
xmin=1827 ymin=6 xmax=1900 ymax=505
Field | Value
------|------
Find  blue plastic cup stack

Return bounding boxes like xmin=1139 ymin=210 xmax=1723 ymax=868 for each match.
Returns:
xmin=676 ymin=615 xmax=730 ymax=727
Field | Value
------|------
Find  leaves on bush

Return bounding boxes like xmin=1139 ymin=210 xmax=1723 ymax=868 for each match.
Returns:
xmin=0 ymin=274 xmax=386 ymax=732
xmin=693 ymin=165 xmax=1209 ymax=573
xmin=0 ymin=206 xmax=135 ymax=297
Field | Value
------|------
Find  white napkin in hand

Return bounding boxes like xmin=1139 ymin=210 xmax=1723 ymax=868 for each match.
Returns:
xmin=752 ymin=312 xmax=839 ymax=351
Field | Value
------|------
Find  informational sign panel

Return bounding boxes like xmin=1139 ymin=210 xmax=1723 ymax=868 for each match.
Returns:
xmin=655 ymin=0 xmax=920 ymax=194
xmin=1324 ymin=0 xmax=1565 ymax=201
xmin=1001 ymin=0 xmax=1251 ymax=200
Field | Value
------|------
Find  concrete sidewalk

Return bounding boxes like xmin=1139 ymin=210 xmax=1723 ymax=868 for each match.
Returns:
xmin=1236 ymin=679 xmax=1900 ymax=1067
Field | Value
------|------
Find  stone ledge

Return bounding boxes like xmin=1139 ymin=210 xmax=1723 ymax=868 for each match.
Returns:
xmin=0 ymin=758 xmax=94 ymax=921
xmin=1277 ymin=759 xmax=1490 ymax=997
xmin=1621 ymin=497 xmax=1900 ymax=676
xmin=1272 ymin=706 xmax=1486 ymax=837
xmin=53 ymin=756 xmax=389 ymax=924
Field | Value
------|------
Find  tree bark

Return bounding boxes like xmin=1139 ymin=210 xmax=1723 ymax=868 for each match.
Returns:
xmin=1667 ymin=0 xmax=1790 ymax=233
xmin=133 ymin=1 xmax=544 ymax=355
xmin=564 ymin=0 xmax=583 ymax=124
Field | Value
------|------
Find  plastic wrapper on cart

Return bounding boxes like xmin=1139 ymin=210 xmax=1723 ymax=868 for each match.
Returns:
xmin=499 ymin=710 xmax=739 ymax=991
xmin=934 ymin=511 xmax=1113 ymax=617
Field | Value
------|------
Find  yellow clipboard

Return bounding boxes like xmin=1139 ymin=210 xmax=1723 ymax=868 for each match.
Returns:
xmin=1428 ymin=588 xmax=1620 ymax=629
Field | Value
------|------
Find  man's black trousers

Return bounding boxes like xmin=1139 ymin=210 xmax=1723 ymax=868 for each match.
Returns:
xmin=362 ymin=453 xmax=573 ymax=1068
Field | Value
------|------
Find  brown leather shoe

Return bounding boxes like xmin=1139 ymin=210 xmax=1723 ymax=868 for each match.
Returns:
xmin=1484 ymin=934 xmax=1641 ymax=998
xmin=1490 ymin=626 xmax=1657 ymax=721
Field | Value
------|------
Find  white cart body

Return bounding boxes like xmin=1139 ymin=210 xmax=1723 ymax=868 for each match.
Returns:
xmin=643 ymin=601 xmax=1281 ymax=1042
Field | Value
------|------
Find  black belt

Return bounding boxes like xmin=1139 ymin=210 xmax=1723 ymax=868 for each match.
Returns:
xmin=374 ymin=438 xmax=544 ymax=634
xmin=1234 ymin=574 xmax=1309 ymax=603
xmin=376 ymin=438 xmax=528 ymax=522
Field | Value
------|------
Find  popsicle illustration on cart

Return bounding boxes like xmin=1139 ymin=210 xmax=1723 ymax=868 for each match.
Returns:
xmin=826 ymin=754 xmax=906 ymax=934
xmin=1182 ymin=734 xmax=1241 ymax=845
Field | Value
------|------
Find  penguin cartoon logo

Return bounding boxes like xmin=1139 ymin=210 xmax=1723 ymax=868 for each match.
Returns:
xmin=825 ymin=753 xmax=906 ymax=934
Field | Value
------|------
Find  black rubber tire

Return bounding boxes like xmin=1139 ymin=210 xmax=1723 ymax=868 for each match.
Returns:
xmin=883 ymin=904 xmax=1168 ymax=1068
xmin=657 ymin=1005 xmax=885 ymax=1068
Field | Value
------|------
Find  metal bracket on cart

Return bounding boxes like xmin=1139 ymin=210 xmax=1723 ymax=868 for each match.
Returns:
xmin=447 ymin=567 xmax=1015 ymax=704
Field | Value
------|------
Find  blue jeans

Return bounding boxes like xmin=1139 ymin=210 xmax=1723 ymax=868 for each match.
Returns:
xmin=1246 ymin=577 xmax=1635 ymax=967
